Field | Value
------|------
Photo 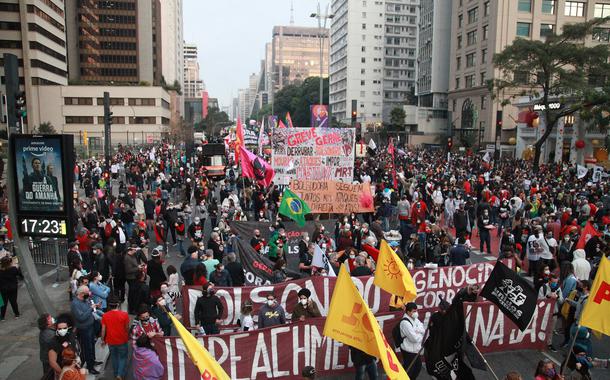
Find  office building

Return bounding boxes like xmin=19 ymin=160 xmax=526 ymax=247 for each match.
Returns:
xmin=0 ymin=0 xmax=68 ymax=131
xmin=329 ymin=0 xmax=419 ymax=125
xmin=65 ymin=0 xmax=161 ymax=84
xmin=448 ymin=0 xmax=609 ymax=145
xmin=271 ymin=25 xmax=329 ymax=90
xmin=159 ymin=0 xmax=183 ymax=87
xmin=184 ymin=42 xmax=205 ymax=98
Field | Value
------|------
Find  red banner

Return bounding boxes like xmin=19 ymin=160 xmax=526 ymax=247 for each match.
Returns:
xmin=157 ymin=299 xmax=554 ymax=380
xmin=182 ymin=260 xmax=513 ymax=328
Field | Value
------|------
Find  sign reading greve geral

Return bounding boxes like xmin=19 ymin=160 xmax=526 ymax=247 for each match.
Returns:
xmin=271 ymin=127 xmax=355 ymax=185
xmin=156 ymin=300 xmax=555 ymax=380
xmin=290 ymin=179 xmax=374 ymax=214
xmin=10 ymin=134 xmax=75 ymax=238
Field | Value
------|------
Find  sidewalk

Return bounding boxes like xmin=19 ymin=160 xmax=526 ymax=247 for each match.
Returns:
xmin=0 ymin=264 xmax=106 ymax=380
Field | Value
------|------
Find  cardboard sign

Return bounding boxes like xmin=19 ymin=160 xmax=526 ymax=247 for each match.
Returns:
xmin=289 ymin=179 xmax=374 ymax=214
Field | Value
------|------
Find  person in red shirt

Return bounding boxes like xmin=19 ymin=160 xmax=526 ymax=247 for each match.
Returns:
xmin=101 ymin=296 xmax=130 ymax=380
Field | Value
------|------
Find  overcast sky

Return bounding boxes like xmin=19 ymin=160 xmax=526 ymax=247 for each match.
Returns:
xmin=183 ymin=0 xmax=327 ymax=111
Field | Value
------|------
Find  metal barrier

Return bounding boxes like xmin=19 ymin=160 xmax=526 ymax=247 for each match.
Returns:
xmin=5 ymin=239 xmax=69 ymax=267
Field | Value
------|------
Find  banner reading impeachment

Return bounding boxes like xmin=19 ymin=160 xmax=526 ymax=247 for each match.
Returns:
xmin=290 ymin=179 xmax=374 ymax=214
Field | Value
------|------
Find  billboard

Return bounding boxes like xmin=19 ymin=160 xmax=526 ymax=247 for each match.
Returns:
xmin=271 ymin=127 xmax=355 ymax=185
xmin=10 ymin=134 xmax=75 ymax=238
xmin=310 ymin=104 xmax=329 ymax=128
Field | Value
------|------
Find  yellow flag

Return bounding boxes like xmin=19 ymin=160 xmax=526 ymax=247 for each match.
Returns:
xmin=323 ymin=266 xmax=409 ymax=380
xmin=580 ymin=256 xmax=610 ymax=336
xmin=374 ymin=240 xmax=417 ymax=302
xmin=167 ymin=312 xmax=231 ymax=380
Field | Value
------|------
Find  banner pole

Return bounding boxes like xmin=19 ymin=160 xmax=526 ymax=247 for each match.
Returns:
xmin=471 ymin=341 xmax=500 ymax=380
xmin=560 ymin=322 xmax=580 ymax=375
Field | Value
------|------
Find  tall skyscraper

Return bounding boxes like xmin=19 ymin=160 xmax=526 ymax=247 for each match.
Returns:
xmin=160 ymin=0 xmax=184 ymax=88
xmin=271 ymin=26 xmax=329 ymax=90
xmin=183 ymin=42 xmax=205 ymax=98
xmin=448 ymin=0 xmax=609 ymax=144
xmin=329 ymin=0 xmax=419 ymax=125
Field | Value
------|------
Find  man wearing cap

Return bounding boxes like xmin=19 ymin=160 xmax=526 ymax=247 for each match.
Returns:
xmin=399 ymin=302 xmax=425 ymax=379
xmin=188 ymin=217 xmax=205 ymax=244
xmin=147 ymin=246 xmax=166 ymax=295
xmin=291 ymin=288 xmax=321 ymax=321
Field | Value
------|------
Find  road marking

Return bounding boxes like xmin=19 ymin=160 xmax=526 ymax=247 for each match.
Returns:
xmin=484 ymin=256 xmax=497 ymax=261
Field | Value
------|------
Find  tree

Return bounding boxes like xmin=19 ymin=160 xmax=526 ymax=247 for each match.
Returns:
xmin=273 ymin=76 xmax=329 ymax=127
xmin=389 ymin=107 xmax=406 ymax=130
xmin=491 ymin=17 xmax=610 ymax=169
xmin=198 ymin=106 xmax=230 ymax=136
xmin=35 ymin=122 xmax=57 ymax=134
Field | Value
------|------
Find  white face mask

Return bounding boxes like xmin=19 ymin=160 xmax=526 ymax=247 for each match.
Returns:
xmin=544 ymin=270 xmax=550 ymax=275
xmin=300 ymin=299 xmax=308 ymax=306
xmin=267 ymin=300 xmax=275 ymax=307
xmin=96 ymin=275 xmax=103 ymax=282
xmin=407 ymin=263 xmax=414 ymax=270
xmin=50 ymin=317 xmax=56 ymax=325
xmin=411 ymin=311 xmax=419 ymax=320
xmin=57 ymin=328 xmax=69 ymax=337
xmin=158 ymin=299 xmax=166 ymax=306
xmin=349 ymin=254 xmax=356 ymax=259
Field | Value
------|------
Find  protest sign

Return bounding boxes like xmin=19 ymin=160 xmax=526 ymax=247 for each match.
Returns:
xmin=157 ymin=299 xmax=554 ymax=380
xmin=310 ymin=104 xmax=329 ymax=128
xmin=243 ymin=123 xmax=259 ymax=146
xmin=271 ymin=127 xmax=355 ymax=185
xmin=289 ymin=179 xmax=374 ymax=214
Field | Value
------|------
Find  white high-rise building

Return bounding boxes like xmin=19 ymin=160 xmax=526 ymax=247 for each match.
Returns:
xmin=183 ymin=42 xmax=205 ymax=98
xmin=330 ymin=0 xmax=419 ymax=126
xmin=160 ymin=0 xmax=184 ymax=111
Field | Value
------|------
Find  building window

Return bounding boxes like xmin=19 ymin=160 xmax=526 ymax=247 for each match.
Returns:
xmin=481 ymin=48 xmax=487 ymax=63
xmin=483 ymin=24 xmax=489 ymax=40
xmin=595 ymin=3 xmax=610 ymax=17
xmin=484 ymin=1 xmax=490 ymax=16
xmin=466 ymin=53 xmax=476 ymax=67
xmin=162 ymin=99 xmax=170 ymax=109
xmin=467 ymin=7 xmax=478 ymax=23
xmin=465 ymin=74 xmax=475 ymax=88
xmin=457 ymin=35 xmax=462 ymax=49
xmin=64 ymin=97 xmax=93 ymax=105
xmin=455 ymin=77 xmax=460 ymax=89
xmin=129 ymin=116 xmax=157 ymax=124
xmin=362 ymin=23 xmax=366 ymax=29
xmin=361 ymin=57 xmax=366 ymax=63
xmin=514 ymin=71 xmax=529 ymax=84
xmin=518 ymin=0 xmax=532 ymax=12
xmin=128 ymin=98 xmax=156 ymax=106
xmin=480 ymin=72 xmax=486 ymax=85
xmin=97 ymin=116 xmax=125 ymax=124
xmin=161 ymin=117 xmax=170 ymax=125
xmin=592 ymin=27 xmax=610 ymax=41
xmin=96 ymin=97 xmax=125 ymax=106
xmin=467 ymin=30 xmax=477 ymax=45
xmin=564 ymin=1 xmax=585 ymax=16
xmin=456 ymin=56 xmax=462 ymax=70
xmin=542 ymin=0 xmax=556 ymax=14
xmin=481 ymin=95 xmax=487 ymax=109
xmin=516 ymin=22 xmax=531 ymax=37
xmin=65 ymin=116 xmax=94 ymax=124
xmin=361 ymin=80 xmax=366 ymax=85
xmin=540 ymin=24 xmax=555 ymax=37
xmin=452 ymin=99 xmax=457 ymax=112
xmin=458 ymin=14 xmax=463 ymax=27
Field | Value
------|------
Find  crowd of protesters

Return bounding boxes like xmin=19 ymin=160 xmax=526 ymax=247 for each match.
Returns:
xmin=0 ymin=138 xmax=607 ymax=380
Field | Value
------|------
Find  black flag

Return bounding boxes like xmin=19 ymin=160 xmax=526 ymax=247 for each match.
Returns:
xmin=233 ymin=238 xmax=300 ymax=285
xmin=480 ymin=261 xmax=537 ymax=331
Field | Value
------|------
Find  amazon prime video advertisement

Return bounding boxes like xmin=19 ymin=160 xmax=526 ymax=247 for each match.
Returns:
xmin=14 ymin=136 xmax=65 ymax=212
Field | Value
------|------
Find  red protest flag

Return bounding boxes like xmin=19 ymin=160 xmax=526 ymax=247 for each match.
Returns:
xmin=576 ymin=221 xmax=602 ymax=249
xmin=278 ymin=120 xmax=287 ymax=129
xmin=286 ymin=112 xmax=294 ymax=128
xmin=239 ymin=146 xmax=275 ymax=187
xmin=235 ymin=117 xmax=244 ymax=163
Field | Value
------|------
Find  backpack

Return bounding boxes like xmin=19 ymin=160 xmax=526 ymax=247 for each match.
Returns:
xmin=104 ymin=222 xmax=113 ymax=238
xmin=391 ymin=317 xmax=412 ymax=349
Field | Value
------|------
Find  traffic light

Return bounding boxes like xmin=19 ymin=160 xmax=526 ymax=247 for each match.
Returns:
xmin=447 ymin=137 xmax=453 ymax=150
xmin=15 ymin=91 xmax=26 ymax=119
xmin=496 ymin=110 xmax=503 ymax=129
xmin=351 ymin=99 xmax=357 ymax=126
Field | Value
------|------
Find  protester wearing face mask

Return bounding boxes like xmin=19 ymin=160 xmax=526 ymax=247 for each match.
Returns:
xmin=258 ymin=293 xmax=286 ymax=328
xmin=89 ymin=271 xmax=110 ymax=311
xmin=38 ymin=313 xmax=56 ymax=376
xmin=298 ymin=233 xmax=313 ymax=275
xmin=250 ymin=229 xmax=266 ymax=254
xmin=70 ymin=285 xmax=99 ymax=374
xmin=48 ymin=314 xmax=79 ymax=377
xmin=151 ymin=296 xmax=173 ymax=336
xmin=398 ymin=302 xmax=425 ymax=379
xmin=130 ymin=305 xmax=163 ymax=345
xmin=209 ymin=263 xmax=232 ymax=287
xmin=291 ymin=288 xmax=321 ymax=321
xmin=534 ymin=359 xmax=564 ymax=380
xmin=194 ymin=283 xmax=224 ymax=335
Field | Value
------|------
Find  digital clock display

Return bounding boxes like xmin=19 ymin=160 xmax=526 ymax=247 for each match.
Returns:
xmin=19 ymin=217 xmax=67 ymax=237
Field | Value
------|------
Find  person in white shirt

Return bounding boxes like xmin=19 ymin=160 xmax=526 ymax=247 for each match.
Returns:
xmin=399 ymin=302 xmax=425 ymax=379
xmin=526 ymin=225 xmax=546 ymax=276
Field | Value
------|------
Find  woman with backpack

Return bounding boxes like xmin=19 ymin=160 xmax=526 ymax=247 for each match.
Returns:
xmin=397 ymin=302 xmax=425 ymax=379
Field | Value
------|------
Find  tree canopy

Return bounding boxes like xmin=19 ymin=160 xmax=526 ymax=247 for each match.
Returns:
xmin=270 ymin=76 xmax=329 ymax=127
xmin=197 ymin=107 xmax=230 ymax=136
xmin=492 ymin=17 xmax=610 ymax=168
xmin=35 ymin=122 xmax=57 ymax=134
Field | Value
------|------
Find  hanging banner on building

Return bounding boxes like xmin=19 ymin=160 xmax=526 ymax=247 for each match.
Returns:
xmin=289 ymin=179 xmax=374 ymax=214
xmin=181 ymin=259 xmax=513 ymax=328
xmin=157 ymin=299 xmax=554 ymax=380
xmin=310 ymin=104 xmax=329 ymax=128
xmin=271 ymin=127 xmax=355 ymax=185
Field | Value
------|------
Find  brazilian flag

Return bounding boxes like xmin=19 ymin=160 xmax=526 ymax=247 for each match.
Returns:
xmin=278 ymin=189 xmax=311 ymax=227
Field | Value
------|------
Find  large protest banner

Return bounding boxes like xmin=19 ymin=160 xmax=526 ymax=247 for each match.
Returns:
xmin=231 ymin=220 xmax=336 ymax=272
xmin=182 ymin=260 xmax=512 ymax=328
xmin=289 ymin=179 xmax=374 ymax=214
xmin=243 ymin=123 xmax=259 ymax=146
xmin=157 ymin=299 xmax=554 ymax=380
xmin=271 ymin=127 xmax=355 ymax=185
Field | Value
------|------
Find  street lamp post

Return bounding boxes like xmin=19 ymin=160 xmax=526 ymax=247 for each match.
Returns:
xmin=311 ymin=3 xmax=334 ymax=107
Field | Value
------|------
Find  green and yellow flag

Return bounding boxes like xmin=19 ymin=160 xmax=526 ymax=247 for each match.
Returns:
xmin=278 ymin=188 xmax=311 ymax=227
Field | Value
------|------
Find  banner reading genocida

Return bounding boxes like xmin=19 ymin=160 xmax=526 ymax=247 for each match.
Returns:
xmin=290 ymin=179 xmax=374 ymax=214
xmin=271 ymin=127 xmax=355 ymax=185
